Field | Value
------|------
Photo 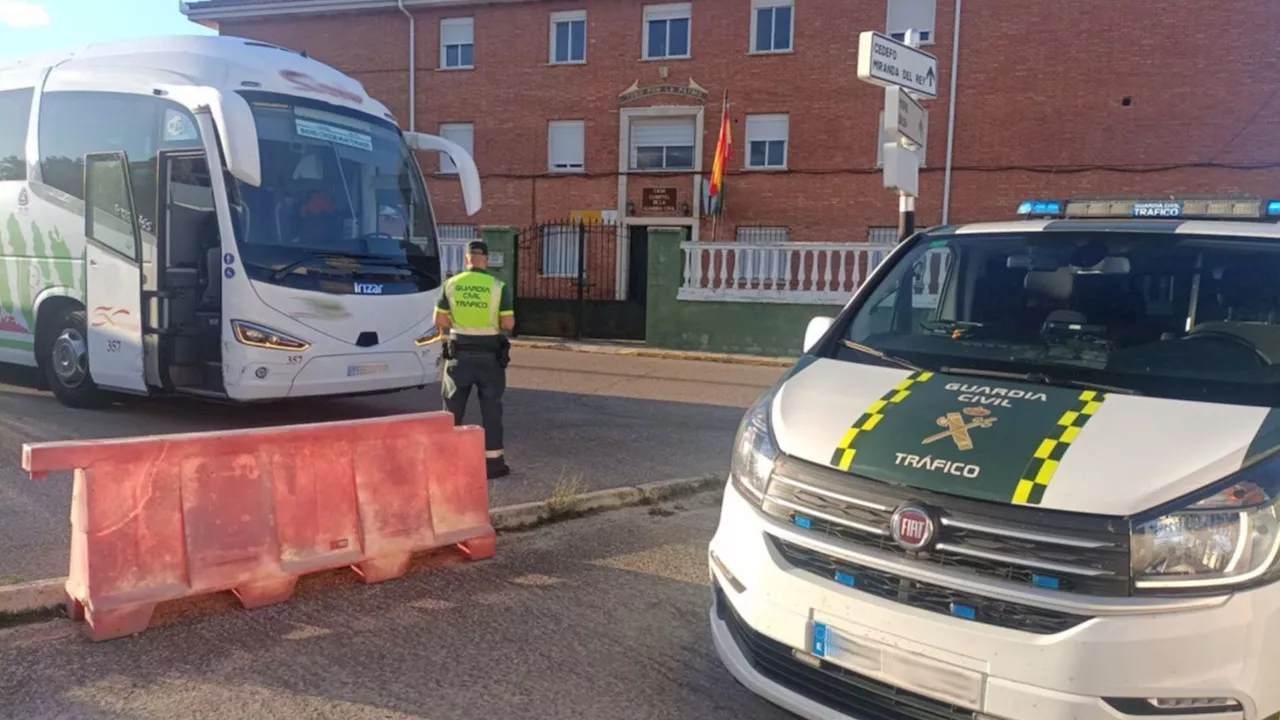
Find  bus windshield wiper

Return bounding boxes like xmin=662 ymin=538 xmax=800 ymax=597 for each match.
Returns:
xmin=940 ymin=366 xmax=1142 ymax=396
xmin=269 ymin=255 xmax=315 ymax=281
xmin=268 ymin=250 xmax=406 ymax=280
xmin=840 ymin=340 xmax=924 ymax=373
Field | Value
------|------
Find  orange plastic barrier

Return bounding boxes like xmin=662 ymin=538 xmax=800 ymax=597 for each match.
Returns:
xmin=23 ymin=411 xmax=495 ymax=641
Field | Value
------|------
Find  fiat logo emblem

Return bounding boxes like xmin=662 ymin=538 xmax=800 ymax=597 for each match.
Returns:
xmin=890 ymin=505 xmax=935 ymax=551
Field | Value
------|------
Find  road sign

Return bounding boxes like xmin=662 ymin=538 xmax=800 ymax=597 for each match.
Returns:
xmin=882 ymin=142 xmax=919 ymax=197
xmin=884 ymin=86 xmax=926 ymax=148
xmin=857 ymin=31 xmax=939 ymax=99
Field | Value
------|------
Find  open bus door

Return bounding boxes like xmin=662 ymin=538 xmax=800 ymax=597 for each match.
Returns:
xmin=82 ymin=151 xmax=148 ymax=393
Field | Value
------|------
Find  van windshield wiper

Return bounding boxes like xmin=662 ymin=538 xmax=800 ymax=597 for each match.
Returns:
xmin=841 ymin=340 xmax=924 ymax=373
xmin=940 ymin=366 xmax=1142 ymax=396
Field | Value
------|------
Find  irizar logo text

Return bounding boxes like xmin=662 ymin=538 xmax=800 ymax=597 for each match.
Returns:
xmin=354 ymin=283 xmax=384 ymax=295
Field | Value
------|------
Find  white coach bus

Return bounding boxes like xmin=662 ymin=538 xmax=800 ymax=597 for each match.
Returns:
xmin=0 ymin=35 xmax=479 ymax=408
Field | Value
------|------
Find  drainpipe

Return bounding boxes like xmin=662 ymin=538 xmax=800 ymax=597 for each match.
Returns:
xmin=397 ymin=0 xmax=416 ymax=131
xmin=941 ymin=0 xmax=961 ymax=224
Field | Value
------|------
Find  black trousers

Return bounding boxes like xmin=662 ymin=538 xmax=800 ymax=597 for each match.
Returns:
xmin=441 ymin=350 xmax=506 ymax=456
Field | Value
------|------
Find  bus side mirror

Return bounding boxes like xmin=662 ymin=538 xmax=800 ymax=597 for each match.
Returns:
xmin=403 ymin=131 xmax=482 ymax=217
xmin=804 ymin=316 xmax=834 ymax=353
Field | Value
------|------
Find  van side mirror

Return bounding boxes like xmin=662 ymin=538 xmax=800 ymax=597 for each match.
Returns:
xmin=403 ymin=131 xmax=483 ymax=216
xmin=804 ymin=316 xmax=835 ymax=353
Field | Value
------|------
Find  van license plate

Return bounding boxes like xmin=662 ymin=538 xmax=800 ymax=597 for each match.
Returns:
xmin=811 ymin=622 xmax=984 ymax=710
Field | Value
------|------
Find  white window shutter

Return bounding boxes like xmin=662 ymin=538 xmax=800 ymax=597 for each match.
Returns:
xmin=630 ymin=117 xmax=696 ymax=148
xmin=644 ymin=2 xmax=691 ymax=21
xmin=442 ymin=18 xmax=474 ymax=46
xmin=549 ymin=121 xmax=585 ymax=170
xmin=887 ymin=0 xmax=936 ymax=38
xmin=439 ymin=123 xmax=474 ymax=173
xmin=746 ymin=114 xmax=788 ymax=143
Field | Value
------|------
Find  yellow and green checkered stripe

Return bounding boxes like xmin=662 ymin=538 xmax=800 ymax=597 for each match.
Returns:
xmin=830 ymin=371 xmax=934 ymax=471
xmin=1012 ymin=390 xmax=1107 ymax=505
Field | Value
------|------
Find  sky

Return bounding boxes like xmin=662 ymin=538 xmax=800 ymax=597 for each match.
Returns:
xmin=0 ymin=0 xmax=215 ymax=63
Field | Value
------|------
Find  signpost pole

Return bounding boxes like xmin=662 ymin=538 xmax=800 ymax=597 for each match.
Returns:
xmin=899 ymin=29 xmax=921 ymax=243
xmin=858 ymin=28 xmax=936 ymax=244
xmin=898 ymin=194 xmax=916 ymax=241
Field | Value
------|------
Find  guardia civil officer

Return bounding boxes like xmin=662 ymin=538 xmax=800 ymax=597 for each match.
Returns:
xmin=434 ymin=241 xmax=515 ymax=479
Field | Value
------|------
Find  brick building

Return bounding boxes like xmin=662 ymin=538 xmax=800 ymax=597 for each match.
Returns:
xmin=182 ymin=0 xmax=1279 ymax=245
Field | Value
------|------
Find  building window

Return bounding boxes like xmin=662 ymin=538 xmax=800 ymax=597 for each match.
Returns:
xmin=867 ymin=227 xmax=898 ymax=244
xmin=550 ymin=10 xmax=587 ymax=64
xmin=643 ymin=3 xmax=691 ymax=60
xmin=441 ymin=18 xmax=475 ymax=69
xmin=745 ymin=114 xmax=788 ymax=170
xmin=438 ymin=224 xmax=480 ymax=242
xmin=736 ymin=226 xmax=790 ymax=244
xmin=887 ymin=0 xmax=935 ymax=44
xmin=439 ymin=123 xmax=474 ymax=174
xmin=548 ymin=120 xmax=585 ymax=172
xmin=0 ymin=88 xmax=32 ymax=182
xmin=750 ymin=0 xmax=793 ymax=54
xmin=542 ymin=225 xmax=583 ymax=277
xmin=876 ymin=110 xmax=928 ymax=167
xmin=630 ymin=116 xmax=696 ymax=171
xmin=438 ymin=225 xmax=479 ymax=277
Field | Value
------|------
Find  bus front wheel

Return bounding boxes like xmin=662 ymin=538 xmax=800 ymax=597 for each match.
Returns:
xmin=41 ymin=307 xmax=110 ymax=409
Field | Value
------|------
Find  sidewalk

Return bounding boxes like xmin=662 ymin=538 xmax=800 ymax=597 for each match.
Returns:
xmin=510 ymin=337 xmax=796 ymax=367
xmin=0 ymin=496 xmax=789 ymax=720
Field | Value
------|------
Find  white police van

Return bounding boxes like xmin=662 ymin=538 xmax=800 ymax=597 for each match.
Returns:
xmin=710 ymin=197 xmax=1280 ymax=720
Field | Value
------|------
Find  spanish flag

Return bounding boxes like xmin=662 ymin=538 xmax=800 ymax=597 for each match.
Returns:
xmin=708 ymin=93 xmax=732 ymax=209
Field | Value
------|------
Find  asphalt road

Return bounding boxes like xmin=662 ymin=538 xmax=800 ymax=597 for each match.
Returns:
xmin=0 ymin=492 xmax=794 ymax=720
xmin=0 ymin=348 xmax=783 ymax=582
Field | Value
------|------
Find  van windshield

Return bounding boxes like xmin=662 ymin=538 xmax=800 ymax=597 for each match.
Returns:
xmin=227 ymin=90 xmax=440 ymax=294
xmin=834 ymin=229 xmax=1280 ymax=407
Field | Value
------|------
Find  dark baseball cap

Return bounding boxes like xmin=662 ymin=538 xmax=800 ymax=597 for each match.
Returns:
xmin=466 ymin=240 xmax=489 ymax=255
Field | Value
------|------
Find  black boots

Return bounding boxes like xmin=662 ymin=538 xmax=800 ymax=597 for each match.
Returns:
xmin=486 ymin=457 xmax=511 ymax=479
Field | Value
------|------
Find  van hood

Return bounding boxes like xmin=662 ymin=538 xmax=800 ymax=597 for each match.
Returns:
xmin=772 ymin=358 xmax=1280 ymax=516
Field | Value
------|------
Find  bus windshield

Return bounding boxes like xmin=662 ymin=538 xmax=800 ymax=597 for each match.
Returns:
xmin=833 ymin=229 xmax=1280 ymax=407
xmin=228 ymin=90 xmax=440 ymax=294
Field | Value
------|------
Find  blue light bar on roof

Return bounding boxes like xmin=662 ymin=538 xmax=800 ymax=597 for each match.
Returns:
xmin=1018 ymin=198 xmax=1268 ymax=221
xmin=1016 ymin=200 xmax=1064 ymax=217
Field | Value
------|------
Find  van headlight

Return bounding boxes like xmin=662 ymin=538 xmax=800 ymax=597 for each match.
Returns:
xmin=731 ymin=388 xmax=780 ymax=504
xmin=231 ymin=320 xmax=310 ymax=351
xmin=1132 ymin=458 xmax=1280 ymax=592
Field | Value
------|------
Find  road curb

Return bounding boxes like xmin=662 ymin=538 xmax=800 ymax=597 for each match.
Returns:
xmin=0 ymin=474 xmax=724 ymax=621
xmin=511 ymin=339 xmax=793 ymax=368
xmin=0 ymin=578 xmax=65 ymax=616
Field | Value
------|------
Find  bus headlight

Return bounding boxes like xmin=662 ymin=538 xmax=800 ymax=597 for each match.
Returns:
xmin=415 ymin=325 xmax=442 ymax=347
xmin=731 ymin=387 xmax=780 ymax=505
xmin=1132 ymin=457 xmax=1280 ymax=592
xmin=231 ymin=320 xmax=310 ymax=352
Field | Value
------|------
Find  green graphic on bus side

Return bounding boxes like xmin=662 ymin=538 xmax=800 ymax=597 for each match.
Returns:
xmin=2 ymin=216 xmax=22 ymax=326
xmin=30 ymin=223 xmax=54 ymax=292
xmin=49 ymin=226 xmax=75 ymax=288
xmin=1 ymin=215 xmax=83 ymax=338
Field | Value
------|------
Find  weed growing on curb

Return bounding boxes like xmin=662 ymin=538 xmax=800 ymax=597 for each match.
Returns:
xmin=546 ymin=473 xmax=586 ymax=520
